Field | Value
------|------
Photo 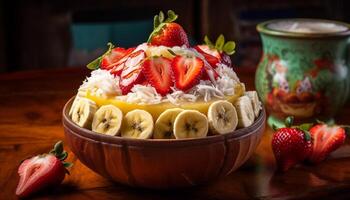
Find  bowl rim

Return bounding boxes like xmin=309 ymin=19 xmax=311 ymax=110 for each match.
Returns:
xmin=62 ymin=97 xmax=266 ymax=147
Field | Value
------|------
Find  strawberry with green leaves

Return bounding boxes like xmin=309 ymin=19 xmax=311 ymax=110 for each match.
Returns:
xmin=148 ymin=10 xmax=189 ymax=47
xmin=271 ymin=117 xmax=312 ymax=171
xmin=16 ymin=141 xmax=72 ymax=198
xmin=194 ymin=34 xmax=236 ymax=67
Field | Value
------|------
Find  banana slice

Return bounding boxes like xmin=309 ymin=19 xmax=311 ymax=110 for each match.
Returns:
xmin=71 ymin=98 xmax=97 ymax=129
xmin=92 ymin=105 xmax=123 ymax=136
xmin=245 ymin=91 xmax=261 ymax=118
xmin=208 ymin=100 xmax=238 ymax=135
xmin=234 ymin=96 xmax=255 ymax=128
xmin=173 ymin=110 xmax=208 ymax=139
xmin=69 ymin=91 xmax=88 ymax=117
xmin=121 ymin=109 xmax=154 ymax=139
xmin=154 ymin=108 xmax=184 ymax=139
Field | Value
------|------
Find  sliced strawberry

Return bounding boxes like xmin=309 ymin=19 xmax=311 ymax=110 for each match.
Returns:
xmin=220 ymin=53 xmax=232 ymax=67
xmin=172 ymin=55 xmax=204 ymax=91
xmin=16 ymin=141 xmax=72 ymax=198
xmin=308 ymin=124 xmax=346 ymax=163
xmin=119 ymin=50 xmax=146 ymax=94
xmin=194 ymin=45 xmax=220 ymax=68
xmin=109 ymin=47 xmax=136 ymax=76
xmin=100 ymin=47 xmax=128 ymax=70
xmin=195 ymin=45 xmax=221 ymax=59
xmin=143 ymin=56 xmax=173 ymax=95
xmin=202 ymin=61 xmax=219 ymax=82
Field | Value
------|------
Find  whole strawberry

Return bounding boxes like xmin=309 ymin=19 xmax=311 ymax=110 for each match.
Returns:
xmin=308 ymin=123 xmax=346 ymax=163
xmin=272 ymin=117 xmax=312 ymax=171
xmin=148 ymin=10 xmax=189 ymax=47
xmin=16 ymin=141 xmax=72 ymax=198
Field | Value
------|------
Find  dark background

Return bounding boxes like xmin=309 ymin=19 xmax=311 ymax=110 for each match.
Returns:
xmin=0 ymin=0 xmax=349 ymax=73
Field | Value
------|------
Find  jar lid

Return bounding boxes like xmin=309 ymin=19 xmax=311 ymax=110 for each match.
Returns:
xmin=257 ymin=18 xmax=350 ymax=38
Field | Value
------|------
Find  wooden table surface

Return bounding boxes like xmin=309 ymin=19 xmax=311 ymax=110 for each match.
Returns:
xmin=1 ymin=68 xmax=350 ymax=200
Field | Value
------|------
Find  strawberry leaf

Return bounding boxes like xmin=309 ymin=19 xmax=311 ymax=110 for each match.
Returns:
xmin=87 ymin=43 xmax=114 ymax=70
xmin=158 ymin=11 xmax=165 ymax=23
xmin=53 ymin=141 xmax=63 ymax=155
xmin=215 ymin=34 xmax=225 ymax=51
xmin=63 ymin=162 xmax=73 ymax=168
xmin=204 ymin=35 xmax=214 ymax=48
xmin=57 ymin=151 xmax=68 ymax=161
xmin=285 ymin=116 xmax=294 ymax=128
xmin=299 ymin=123 xmax=313 ymax=132
xmin=165 ymin=10 xmax=178 ymax=23
xmin=303 ymin=130 xmax=311 ymax=141
xmin=153 ymin=15 xmax=160 ymax=29
xmin=223 ymin=41 xmax=236 ymax=55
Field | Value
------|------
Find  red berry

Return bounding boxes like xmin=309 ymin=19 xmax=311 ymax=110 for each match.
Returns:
xmin=108 ymin=47 xmax=136 ymax=76
xmin=100 ymin=47 xmax=129 ymax=70
xmin=143 ymin=56 xmax=173 ymax=95
xmin=149 ymin=22 xmax=189 ymax=47
xmin=194 ymin=45 xmax=220 ymax=68
xmin=172 ymin=55 xmax=204 ymax=91
xmin=16 ymin=141 xmax=71 ymax=198
xmin=119 ymin=50 xmax=146 ymax=94
xmin=308 ymin=124 xmax=346 ymax=163
xmin=272 ymin=127 xmax=312 ymax=171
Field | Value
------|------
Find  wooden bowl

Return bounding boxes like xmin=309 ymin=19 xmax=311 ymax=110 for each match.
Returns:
xmin=62 ymin=97 xmax=266 ymax=189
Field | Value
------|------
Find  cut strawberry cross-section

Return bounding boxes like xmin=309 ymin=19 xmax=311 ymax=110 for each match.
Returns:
xmin=172 ymin=55 xmax=204 ymax=91
xmin=119 ymin=50 xmax=146 ymax=94
xmin=101 ymin=47 xmax=129 ymax=70
xmin=109 ymin=47 xmax=136 ymax=76
xmin=308 ymin=124 xmax=346 ymax=163
xmin=143 ymin=56 xmax=173 ymax=95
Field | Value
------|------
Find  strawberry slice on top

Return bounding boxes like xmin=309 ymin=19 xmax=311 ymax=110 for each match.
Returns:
xmin=196 ymin=35 xmax=236 ymax=67
xmin=308 ymin=123 xmax=346 ymax=163
xmin=143 ymin=56 xmax=173 ymax=95
xmin=148 ymin=10 xmax=189 ymax=47
xmin=172 ymin=55 xmax=204 ymax=91
xmin=109 ymin=47 xmax=136 ymax=76
xmin=100 ymin=47 xmax=129 ymax=70
xmin=119 ymin=50 xmax=146 ymax=94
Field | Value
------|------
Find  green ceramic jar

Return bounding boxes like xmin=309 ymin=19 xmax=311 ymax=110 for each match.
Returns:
xmin=256 ymin=19 xmax=350 ymax=123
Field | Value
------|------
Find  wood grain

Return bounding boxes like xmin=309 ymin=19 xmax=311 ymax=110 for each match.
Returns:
xmin=1 ymin=67 xmax=350 ymax=199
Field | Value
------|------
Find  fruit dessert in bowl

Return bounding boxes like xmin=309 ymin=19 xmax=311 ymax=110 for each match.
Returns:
xmin=62 ymin=10 xmax=266 ymax=188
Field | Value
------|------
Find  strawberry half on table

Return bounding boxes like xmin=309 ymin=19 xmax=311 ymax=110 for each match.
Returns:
xmin=15 ymin=141 xmax=72 ymax=198
xmin=271 ymin=117 xmax=312 ymax=172
xmin=194 ymin=34 xmax=236 ymax=68
xmin=308 ymin=123 xmax=346 ymax=163
xmin=148 ymin=10 xmax=189 ymax=47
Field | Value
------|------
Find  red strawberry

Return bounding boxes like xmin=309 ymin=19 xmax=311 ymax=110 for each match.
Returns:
xmin=148 ymin=10 xmax=189 ymax=47
xmin=100 ymin=47 xmax=129 ymax=70
xmin=109 ymin=47 xmax=136 ymax=76
xmin=143 ymin=56 xmax=173 ymax=95
xmin=119 ymin=50 xmax=146 ymax=94
xmin=272 ymin=117 xmax=312 ymax=171
xmin=198 ymin=35 xmax=236 ymax=67
xmin=16 ymin=141 xmax=72 ymax=198
xmin=194 ymin=45 xmax=220 ymax=68
xmin=172 ymin=55 xmax=204 ymax=91
xmin=202 ymin=61 xmax=219 ymax=82
xmin=308 ymin=124 xmax=346 ymax=163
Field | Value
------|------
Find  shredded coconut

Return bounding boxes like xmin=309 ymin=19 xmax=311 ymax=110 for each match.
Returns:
xmin=79 ymin=69 xmax=121 ymax=98
xmin=116 ymin=84 xmax=163 ymax=105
